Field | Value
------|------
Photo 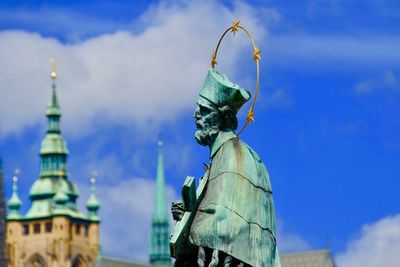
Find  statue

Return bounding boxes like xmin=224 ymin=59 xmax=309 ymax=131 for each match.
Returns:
xmin=170 ymin=21 xmax=281 ymax=267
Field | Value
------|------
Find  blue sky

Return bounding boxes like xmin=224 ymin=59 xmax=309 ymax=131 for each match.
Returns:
xmin=0 ymin=0 xmax=399 ymax=266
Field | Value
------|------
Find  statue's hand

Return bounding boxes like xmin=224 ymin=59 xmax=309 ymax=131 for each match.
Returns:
xmin=171 ymin=200 xmax=185 ymax=221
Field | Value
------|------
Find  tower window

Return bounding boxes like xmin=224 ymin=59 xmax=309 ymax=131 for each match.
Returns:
xmin=45 ymin=223 xmax=52 ymax=233
xmin=34 ymin=223 xmax=41 ymax=234
xmin=22 ymin=224 xmax=29 ymax=235
xmin=75 ymin=224 xmax=81 ymax=235
xmin=83 ymin=225 xmax=89 ymax=237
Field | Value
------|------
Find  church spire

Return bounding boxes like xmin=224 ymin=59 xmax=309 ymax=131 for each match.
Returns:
xmin=154 ymin=139 xmax=168 ymax=222
xmin=7 ymin=170 xmax=22 ymax=220
xmin=86 ymin=176 xmax=100 ymax=222
xmin=150 ymin=138 xmax=171 ymax=266
xmin=38 ymin=58 xmax=68 ymax=179
xmin=26 ymin=58 xmax=79 ymax=219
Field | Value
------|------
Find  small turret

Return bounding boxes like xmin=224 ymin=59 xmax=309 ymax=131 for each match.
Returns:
xmin=86 ymin=176 xmax=100 ymax=222
xmin=7 ymin=170 xmax=22 ymax=220
xmin=53 ymin=179 xmax=69 ymax=212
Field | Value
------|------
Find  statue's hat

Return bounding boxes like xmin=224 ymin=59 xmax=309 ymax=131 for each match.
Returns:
xmin=199 ymin=69 xmax=251 ymax=114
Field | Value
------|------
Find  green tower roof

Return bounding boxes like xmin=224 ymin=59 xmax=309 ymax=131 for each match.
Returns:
xmin=21 ymin=67 xmax=90 ymax=221
xmin=86 ymin=177 xmax=100 ymax=222
xmin=7 ymin=175 xmax=22 ymax=220
xmin=54 ymin=185 xmax=69 ymax=205
xmin=153 ymin=140 xmax=169 ymax=223
xmin=150 ymin=139 xmax=171 ymax=265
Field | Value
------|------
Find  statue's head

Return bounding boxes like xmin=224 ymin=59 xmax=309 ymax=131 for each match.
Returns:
xmin=194 ymin=69 xmax=251 ymax=146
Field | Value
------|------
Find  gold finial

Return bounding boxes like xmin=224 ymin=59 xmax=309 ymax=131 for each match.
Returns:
xmin=231 ymin=20 xmax=240 ymax=35
xmin=50 ymin=58 xmax=58 ymax=80
xmin=13 ymin=168 xmax=20 ymax=183
xmin=91 ymin=170 xmax=98 ymax=185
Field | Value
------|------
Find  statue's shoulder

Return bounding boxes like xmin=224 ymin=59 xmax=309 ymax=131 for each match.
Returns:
xmin=212 ymin=136 xmax=273 ymax=198
xmin=219 ymin=137 xmax=263 ymax=163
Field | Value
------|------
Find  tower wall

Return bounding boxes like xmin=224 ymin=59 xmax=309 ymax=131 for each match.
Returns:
xmin=6 ymin=217 xmax=99 ymax=267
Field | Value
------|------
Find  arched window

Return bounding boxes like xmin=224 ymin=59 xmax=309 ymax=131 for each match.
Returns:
xmin=72 ymin=255 xmax=88 ymax=267
xmin=25 ymin=253 xmax=46 ymax=267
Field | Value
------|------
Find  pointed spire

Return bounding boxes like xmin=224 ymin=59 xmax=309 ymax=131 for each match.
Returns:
xmin=46 ymin=58 xmax=61 ymax=130
xmin=153 ymin=139 xmax=168 ymax=222
xmin=86 ymin=174 xmax=100 ymax=222
xmin=150 ymin=138 xmax=171 ymax=265
xmin=37 ymin=58 xmax=69 ymax=180
xmin=7 ymin=169 xmax=22 ymax=220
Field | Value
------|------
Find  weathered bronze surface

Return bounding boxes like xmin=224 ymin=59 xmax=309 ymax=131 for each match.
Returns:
xmin=170 ymin=68 xmax=281 ymax=267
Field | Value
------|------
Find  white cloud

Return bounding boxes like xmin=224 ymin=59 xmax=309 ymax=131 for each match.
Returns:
xmin=276 ymin=219 xmax=311 ymax=252
xmin=0 ymin=0 xmax=268 ymax=138
xmin=336 ymin=214 xmax=400 ymax=267
xmin=354 ymin=69 xmax=399 ymax=94
xmin=78 ymin=177 xmax=178 ymax=261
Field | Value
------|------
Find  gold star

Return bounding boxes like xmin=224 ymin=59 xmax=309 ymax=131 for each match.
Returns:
xmin=231 ymin=20 xmax=240 ymax=36
xmin=246 ymin=109 xmax=255 ymax=124
xmin=211 ymin=52 xmax=217 ymax=68
xmin=253 ymin=46 xmax=261 ymax=62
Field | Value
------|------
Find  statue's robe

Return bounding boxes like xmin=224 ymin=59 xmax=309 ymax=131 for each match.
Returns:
xmin=189 ymin=131 xmax=281 ymax=267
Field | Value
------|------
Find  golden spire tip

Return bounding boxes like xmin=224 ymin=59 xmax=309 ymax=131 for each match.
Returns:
xmin=50 ymin=57 xmax=58 ymax=80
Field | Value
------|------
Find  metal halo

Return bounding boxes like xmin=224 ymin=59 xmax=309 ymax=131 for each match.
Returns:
xmin=210 ymin=20 xmax=261 ymax=136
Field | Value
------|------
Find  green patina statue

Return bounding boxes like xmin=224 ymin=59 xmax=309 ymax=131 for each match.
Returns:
xmin=170 ymin=69 xmax=281 ymax=267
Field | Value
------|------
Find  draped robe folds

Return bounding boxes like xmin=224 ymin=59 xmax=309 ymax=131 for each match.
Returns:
xmin=188 ymin=131 xmax=281 ymax=267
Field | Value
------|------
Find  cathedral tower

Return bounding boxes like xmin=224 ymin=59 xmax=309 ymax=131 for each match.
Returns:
xmin=6 ymin=61 xmax=100 ymax=267
xmin=150 ymin=139 xmax=171 ymax=266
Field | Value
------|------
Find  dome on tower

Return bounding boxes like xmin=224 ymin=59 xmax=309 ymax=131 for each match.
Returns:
xmin=29 ymin=179 xmax=53 ymax=197
xmin=53 ymin=189 xmax=68 ymax=205
xmin=29 ymin=177 xmax=79 ymax=200
xmin=40 ymin=133 xmax=69 ymax=155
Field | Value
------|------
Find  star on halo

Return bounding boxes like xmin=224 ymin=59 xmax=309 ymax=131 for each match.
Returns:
xmin=253 ymin=46 xmax=261 ymax=62
xmin=231 ymin=20 xmax=240 ymax=35
xmin=246 ymin=109 xmax=255 ymax=124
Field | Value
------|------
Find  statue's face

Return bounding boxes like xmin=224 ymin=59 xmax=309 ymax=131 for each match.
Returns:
xmin=194 ymin=97 xmax=220 ymax=146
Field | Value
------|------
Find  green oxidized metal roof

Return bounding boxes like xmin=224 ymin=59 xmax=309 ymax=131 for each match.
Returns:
xmin=86 ymin=179 xmax=100 ymax=222
xmin=7 ymin=177 xmax=22 ymax=220
xmin=8 ymin=186 xmax=21 ymax=210
xmin=86 ymin=189 xmax=99 ymax=210
xmin=40 ymin=134 xmax=69 ymax=155
xmin=25 ymin=176 xmax=83 ymax=219
xmin=13 ymin=75 xmax=98 ymax=223
xmin=29 ymin=176 xmax=79 ymax=199
xmin=54 ymin=187 xmax=69 ymax=204
xmin=150 ymin=139 xmax=170 ymax=265
xmin=152 ymin=140 xmax=169 ymax=223
xmin=46 ymin=84 xmax=61 ymax=116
